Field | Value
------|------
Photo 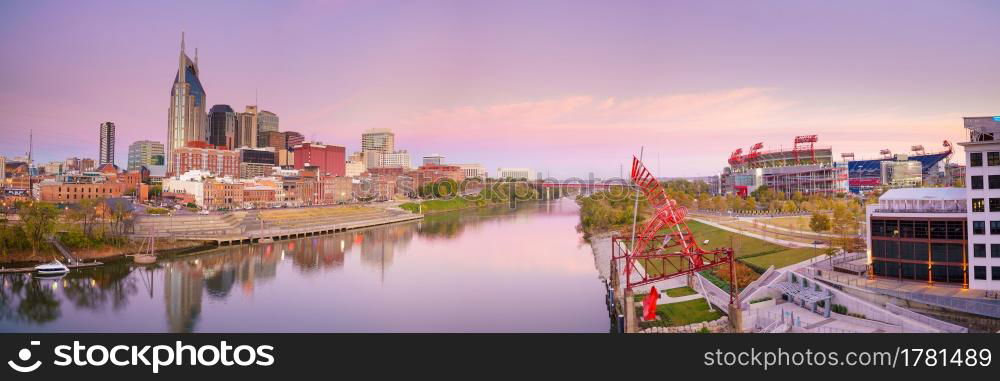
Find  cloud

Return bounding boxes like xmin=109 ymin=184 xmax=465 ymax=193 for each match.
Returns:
xmin=377 ymin=88 xmax=964 ymax=177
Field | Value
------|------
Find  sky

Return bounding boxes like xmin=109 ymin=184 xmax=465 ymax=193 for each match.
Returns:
xmin=1 ymin=0 xmax=998 ymax=178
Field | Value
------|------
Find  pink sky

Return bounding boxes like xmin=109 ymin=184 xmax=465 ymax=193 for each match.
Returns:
xmin=1 ymin=0 xmax=998 ymax=177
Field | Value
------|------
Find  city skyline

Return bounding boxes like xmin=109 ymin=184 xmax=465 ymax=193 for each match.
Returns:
xmin=2 ymin=1 xmax=1000 ymax=178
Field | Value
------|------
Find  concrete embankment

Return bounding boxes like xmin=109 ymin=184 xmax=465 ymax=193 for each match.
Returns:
xmin=132 ymin=205 xmax=424 ymax=246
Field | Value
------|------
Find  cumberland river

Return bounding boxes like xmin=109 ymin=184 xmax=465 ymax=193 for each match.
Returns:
xmin=0 ymin=198 xmax=609 ymax=332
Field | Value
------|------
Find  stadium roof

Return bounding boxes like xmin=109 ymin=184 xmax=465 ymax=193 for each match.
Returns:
xmin=878 ymin=187 xmax=965 ymax=201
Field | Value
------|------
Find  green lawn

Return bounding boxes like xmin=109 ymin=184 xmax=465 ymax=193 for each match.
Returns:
xmin=633 ymin=286 xmax=698 ymax=302
xmin=741 ymin=247 xmax=820 ymax=269
xmin=665 ymin=286 xmax=697 ymax=297
xmin=685 ymin=220 xmax=786 ymax=258
xmin=400 ymin=198 xmax=472 ymax=213
xmin=636 ymin=298 xmax=722 ymax=328
xmin=640 ymin=220 xmax=823 ymax=276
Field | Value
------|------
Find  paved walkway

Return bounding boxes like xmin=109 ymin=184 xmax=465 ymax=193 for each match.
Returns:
xmin=737 ymin=216 xmax=849 ymax=239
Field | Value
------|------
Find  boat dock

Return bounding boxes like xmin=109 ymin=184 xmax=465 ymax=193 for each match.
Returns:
xmin=0 ymin=261 xmax=104 ymax=274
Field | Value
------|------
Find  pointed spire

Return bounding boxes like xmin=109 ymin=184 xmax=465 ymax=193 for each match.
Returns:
xmin=181 ymin=31 xmax=185 ymax=52
xmin=195 ymin=47 xmax=199 ymax=68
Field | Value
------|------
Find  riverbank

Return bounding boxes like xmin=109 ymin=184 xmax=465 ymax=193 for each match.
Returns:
xmin=0 ymin=239 xmax=210 ymax=267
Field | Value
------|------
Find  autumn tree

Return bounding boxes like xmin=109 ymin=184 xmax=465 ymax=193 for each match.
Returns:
xmin=18 ymin=202 xmax=59 ymax=257
xmin=809 ymin=212 xmax=831 ymax=234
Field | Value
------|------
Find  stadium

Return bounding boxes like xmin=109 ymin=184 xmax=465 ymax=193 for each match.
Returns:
xmin=721 ymin=135 xmax=848 ymax=197
xmin=844 ymin=141 xmax=953 ymax=193
xmin=721 ymin=136 xmax=954 ymax=196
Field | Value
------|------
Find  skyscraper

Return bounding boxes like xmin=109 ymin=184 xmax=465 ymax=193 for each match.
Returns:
xmin=99 ymin=122 xmax=115 ymax=165
xmin=256 ymin=110 xmax=279 ymax=148
xmin=167 ymin=32 xmax=207 ymax=168
xmin=361 ymin=128 xmax=395 ymax=154
xmin=208 ymin=105 xmax=237 ymax=149
xmin=127 ymin=140 xmax=165 ymax=171
xmin=236 ymin=105 xmax=258 ymax=148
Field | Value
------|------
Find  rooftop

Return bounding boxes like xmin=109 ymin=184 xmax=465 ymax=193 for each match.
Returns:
xmin=878 ymin=187 xmax=965 ymax=201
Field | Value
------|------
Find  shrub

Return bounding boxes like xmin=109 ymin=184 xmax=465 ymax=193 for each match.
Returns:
xmin=831 ymin=304 xmax=848 ymax=315
xmin=147 ymin=207 xmax=169 ymax=215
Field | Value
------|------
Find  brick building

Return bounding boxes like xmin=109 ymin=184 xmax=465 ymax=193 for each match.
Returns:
xmin=293 ymin=142 xmax=346 ymax=177
xmin=169 ymin=141 xmax=239 ymax=178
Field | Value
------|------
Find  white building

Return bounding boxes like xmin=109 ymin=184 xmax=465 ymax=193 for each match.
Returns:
xmin=422 ymin=154 xmax=444 ymax=166
xmin=496 ymin=167 xmax=536 ymax=181
xmin=453 ymin=163 xmax=487 ymax=179
xmin=959 ymin=116 xmax=1000 ymax=291
xmin=381 ymin=150 xmax=411 ymax=169
xmin=345 ymin=160 xmax=365 ymax=177
xmin=162 ymin=170 xmax=212 ymax=206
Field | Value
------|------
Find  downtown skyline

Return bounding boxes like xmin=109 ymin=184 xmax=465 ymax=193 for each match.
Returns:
xmin=2 ymin=0 xmax=1000 ymax=178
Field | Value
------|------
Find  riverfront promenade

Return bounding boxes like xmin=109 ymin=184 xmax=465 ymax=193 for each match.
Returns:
xmin=132 ymin=204 xmax=422 ymax=245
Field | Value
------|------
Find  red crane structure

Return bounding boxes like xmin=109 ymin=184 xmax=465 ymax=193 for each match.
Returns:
xmin=611 ymin=156 xmax=737 ymax=328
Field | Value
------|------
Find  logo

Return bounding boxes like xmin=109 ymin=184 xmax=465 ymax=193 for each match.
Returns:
xmin=8 ymin=341 xmax=42 ymax=373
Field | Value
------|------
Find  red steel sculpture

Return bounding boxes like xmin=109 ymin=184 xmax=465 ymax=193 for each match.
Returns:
xmin=611 ymin=156 xmax=737 ymax=307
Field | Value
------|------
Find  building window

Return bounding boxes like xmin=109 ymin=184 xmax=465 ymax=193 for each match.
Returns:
xmin=974 ymin=266 xmax=987 ymax=280
xmin=991 ymin=152 xmax=1000 ymax=166
xmin=974 ymin=244 xmax=986 ymax=257
xmin=994 ymin=244 xmax=1000 ymax=258
xmin=972 ymin=176 xmax=984 ymax=189
xmin=994 ymin=267 xmax=1000 ymax=281
xmin=971 ymin=152 xmax=983 ymax=167
xmin=992 ymin=221 xmax=1000 ymax=235
xmin=973 ymin=221 xmax=985 ymax=235
xmin=991 ymin=176 xmax=1000 ymax=190
xmin=991 ymin=198 xmax=1000 ymax=212
xmin=973 ymin=198 xmax=985 ymax=212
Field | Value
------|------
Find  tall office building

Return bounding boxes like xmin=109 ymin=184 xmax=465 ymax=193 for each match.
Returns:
xmin=256 ymin=110 xmax=279 ymax=148
xmin=127 ymin=140 xmax=165 ymax=171
xmin=167 ymin=33 xmax=207 ymax=168
xmin=960 ymin=116 xmax=1000 ymax=291
xmin=208 ymin=105 xmax=237 ymax=149
xmin=361 ymin=128 xmax=395 ymax=154
xmin=237 ymin=105 xmax=258 ymax=148
xmin=99 ymin=122 xmax=115 ymax=165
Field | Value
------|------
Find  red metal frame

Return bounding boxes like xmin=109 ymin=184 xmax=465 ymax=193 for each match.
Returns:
xmin=793 ymin=135 xmax=817 ymax=164
xmin=612 ymin=156 xmax=736 ymax=305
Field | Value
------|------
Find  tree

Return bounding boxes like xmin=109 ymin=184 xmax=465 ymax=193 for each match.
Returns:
xmin=809 ymin=212 xmax=831 ymax=234
xmin=830 ymin=203 xmax=860 ymax=253
xmin=18 ymin=202 xmax=59 ymax=257
xmin=66 ymin=198 xmax=99 ymax=237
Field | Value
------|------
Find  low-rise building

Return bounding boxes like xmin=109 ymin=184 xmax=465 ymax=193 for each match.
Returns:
xmin=496 ymin=167 xmax=536 ymax=181
xmin=204 ymin=179 xmax=245 ymax=210
xmin=453 ymin=163 xmax=486 ymax=179
xmin=39 ymin=181 xmax=126 ymax=202
xmin=866 ymin=188 xmax=968 ymax=287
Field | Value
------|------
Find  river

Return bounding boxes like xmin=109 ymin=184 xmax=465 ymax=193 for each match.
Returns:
xmin=0 ymin=198 xmax=609 ymax=332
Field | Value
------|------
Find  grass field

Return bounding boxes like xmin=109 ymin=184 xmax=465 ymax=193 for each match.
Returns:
xmin=399 ymin=198 xmax=472 ymax=213
xmin=665 ymin=286 xmax=697 ymax=297
xmin=741 ymin=247 xmax=820 ymax=269
xmin=640 ymin=220 xmax=822 ymax=276
xmin=636 ymin=298 xmax=722 ymax=328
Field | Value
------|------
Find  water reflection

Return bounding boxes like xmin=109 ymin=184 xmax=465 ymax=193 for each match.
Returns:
xmin=0 ymin=199 xmax=607 ymax=332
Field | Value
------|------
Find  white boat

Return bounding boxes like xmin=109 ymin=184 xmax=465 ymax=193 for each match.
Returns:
xmin=34 ymin=260 xmax=70 ymax=276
